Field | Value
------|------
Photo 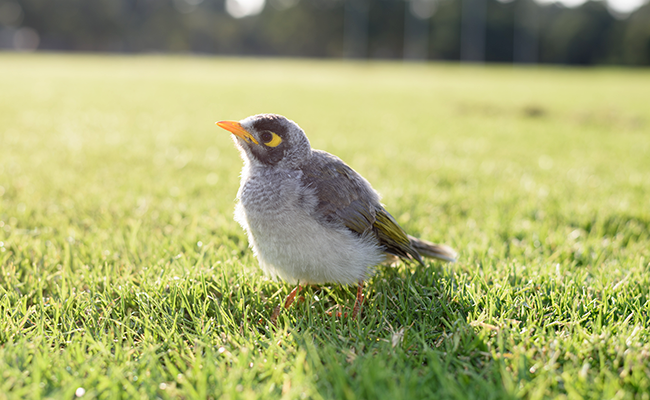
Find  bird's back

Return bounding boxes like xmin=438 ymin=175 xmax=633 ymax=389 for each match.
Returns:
xmin=299 ymin=150 xmax=424 ymax=264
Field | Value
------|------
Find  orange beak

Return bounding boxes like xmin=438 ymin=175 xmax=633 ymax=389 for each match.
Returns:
xmin=216 ymin=120 xmax=259 ymax=145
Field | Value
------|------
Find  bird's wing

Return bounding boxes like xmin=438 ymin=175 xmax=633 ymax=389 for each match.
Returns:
xmin=300 ymin=150 xmax=423 ymax=264
xmin=374 ymin=208 xmax=423 ymax=264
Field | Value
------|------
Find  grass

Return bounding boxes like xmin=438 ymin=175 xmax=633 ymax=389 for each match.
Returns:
xmin=0 ymin=53 xmax=649 ymax=399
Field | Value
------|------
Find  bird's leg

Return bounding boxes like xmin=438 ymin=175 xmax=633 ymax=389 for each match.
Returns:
xmin=283 ymin=284 xmax=302 ymax=308
xmin=270 ymin=284 xmax=301 ymax=325
xmin=351 ymin=280 xmax=364 ymax=319
xmin=325 ymin=281 xmax=365 ymax=319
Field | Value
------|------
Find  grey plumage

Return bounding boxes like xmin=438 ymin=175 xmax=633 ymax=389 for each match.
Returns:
xmin=218 ymin=113 xmax=457 ymax=287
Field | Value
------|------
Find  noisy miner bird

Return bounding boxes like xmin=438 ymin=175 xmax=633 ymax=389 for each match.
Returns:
xmin=216 ymin=114 xmax=457 ymax=321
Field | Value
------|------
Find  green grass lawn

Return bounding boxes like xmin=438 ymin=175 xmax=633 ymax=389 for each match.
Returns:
xmin=0 ymin=53 xmax=649 ymax=399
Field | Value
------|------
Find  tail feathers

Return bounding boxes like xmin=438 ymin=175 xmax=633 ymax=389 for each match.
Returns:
xmin=408 ymin=235 xmax=457 ymax=263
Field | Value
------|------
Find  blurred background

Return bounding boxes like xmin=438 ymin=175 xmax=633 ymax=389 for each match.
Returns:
xmin=0 ymin=0 xmax=648 ymax=65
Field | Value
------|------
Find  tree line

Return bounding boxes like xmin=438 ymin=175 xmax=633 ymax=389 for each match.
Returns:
xmin=2 ymin=0 xmax=650 ymax=65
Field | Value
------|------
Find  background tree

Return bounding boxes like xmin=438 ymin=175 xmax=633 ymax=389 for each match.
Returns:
xmin=2 ymin=0 xmax=649 ymax=65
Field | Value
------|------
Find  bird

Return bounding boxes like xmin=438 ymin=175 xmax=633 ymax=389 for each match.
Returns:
xmin=216 ymin=113 xmax=457 ymax=322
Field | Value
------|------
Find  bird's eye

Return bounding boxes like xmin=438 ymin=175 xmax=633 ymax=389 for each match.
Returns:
xmin=260 ymin=132 xmax=272 ymax=142
xmin=261 ymin=131 xmax=282 ymax=148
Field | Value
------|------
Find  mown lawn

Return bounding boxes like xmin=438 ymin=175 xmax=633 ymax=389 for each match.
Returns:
xmin=0 ymin=53 xmax=649 ymax=399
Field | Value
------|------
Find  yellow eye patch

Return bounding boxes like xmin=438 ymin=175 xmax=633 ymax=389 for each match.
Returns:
xmin=263 ymin=132 xmax=283 ymax=147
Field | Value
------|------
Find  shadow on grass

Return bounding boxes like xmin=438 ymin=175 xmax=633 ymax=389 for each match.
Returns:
xmin=273 ymin=263 xmax=515 ymax=400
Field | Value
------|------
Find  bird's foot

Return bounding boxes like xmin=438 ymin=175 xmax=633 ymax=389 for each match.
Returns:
xmin=269 ymin=284 xmax=301 ymax=326
xmin=325 ymin=304 xmax=345 ymax=318
xmin=351 ymin=281 xmax=364 ymax=319
xmin=325 ymin=281 xmax=365 ymax=320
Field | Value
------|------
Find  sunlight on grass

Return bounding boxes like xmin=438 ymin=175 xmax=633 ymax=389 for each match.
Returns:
xmin=0 ymin=53 xmax=649 ymax=399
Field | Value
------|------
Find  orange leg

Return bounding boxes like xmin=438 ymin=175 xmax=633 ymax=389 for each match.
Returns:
xmin=326 ymin=281 xmax=365 ymax=319
xmin=284 ymin=284 xmax=302 ymax=308
xmin=270 ymin=284 xmax=301 ymax=325
xmin=351 ymin=280 xmax=364 ymax=319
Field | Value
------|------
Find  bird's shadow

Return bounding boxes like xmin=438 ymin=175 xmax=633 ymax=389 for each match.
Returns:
xmin=255 ymin=261 xmax=514 ymax=398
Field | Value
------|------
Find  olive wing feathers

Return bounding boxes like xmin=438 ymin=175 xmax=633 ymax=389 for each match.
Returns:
xmin=374 ymin=209 xmax=424 ymax=264
xmin=300 ymin=150 xmax=423 ymax=264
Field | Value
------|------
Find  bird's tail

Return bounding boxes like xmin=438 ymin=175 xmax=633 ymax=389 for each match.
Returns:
xmin=408 ymin=235 xmax=457 ymax=263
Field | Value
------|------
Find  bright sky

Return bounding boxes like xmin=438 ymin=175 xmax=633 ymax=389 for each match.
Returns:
xmin=538 ymin=0 xmax=648 ymax=13
xmin=225 ymin=0 xmax=648 ymax=18
xmin=225 ymin=0 xmax=265 ymax=18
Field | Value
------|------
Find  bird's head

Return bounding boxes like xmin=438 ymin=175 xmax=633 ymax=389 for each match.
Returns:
xmin=216 ymin=114 xmax=311 ymax=169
